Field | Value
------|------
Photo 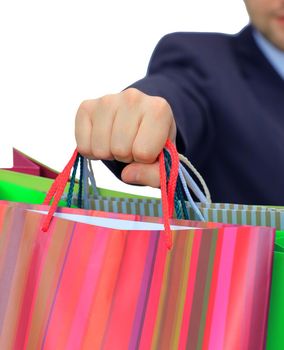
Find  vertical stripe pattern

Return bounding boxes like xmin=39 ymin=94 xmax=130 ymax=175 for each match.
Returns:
xmin=0 ymin=201 xmax=274 ymax=350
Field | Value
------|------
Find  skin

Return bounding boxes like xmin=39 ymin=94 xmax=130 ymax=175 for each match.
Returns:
xmin=75 ymin=88 xmax=176 ymax=187
xmin=75 ymin=1 xmax=284 ymax=187
xmin=244 ymin=0 xmax=284 ymax=50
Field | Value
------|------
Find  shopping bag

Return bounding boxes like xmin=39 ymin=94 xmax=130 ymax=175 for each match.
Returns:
xmin=0 ymin=169 xmax=58 ymax=204
xmin=0 ymin=168 xmax=144 ymax=206
xmin=0 ymin=143 xmax=275 ymax=349
xmin=2 ymin=149 xmax=58 ymax=178
xmin=187 ymin=204 xmax=284 ymax=350
xmin=61 ymin=150 xmax=284 ymax=349
xmin=267 ymin=234 xmax=284 ymax=349
xmin=0 ymin=202 xmax=275 ymax=350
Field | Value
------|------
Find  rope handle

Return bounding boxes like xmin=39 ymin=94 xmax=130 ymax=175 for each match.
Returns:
xmin=178 ymin=154 xmax=211 ymax=203
xmin=41 ymin=140 xmax=179 ymax=249
xmin=41 ymin=149 xmax=78 ymax=232
xmin=159 ymin=140 xmax=180 ymax=249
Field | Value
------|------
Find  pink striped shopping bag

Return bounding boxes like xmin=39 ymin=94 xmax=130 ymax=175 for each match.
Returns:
xmin=0 ymin=200 xmax=275 ymax=350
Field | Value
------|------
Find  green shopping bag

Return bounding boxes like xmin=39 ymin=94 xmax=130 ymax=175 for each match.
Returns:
xmin=267 ymin=233 xmax=284 ymax=349
xmin=0 ymin=169 xmax=67 ymax=205
xmin=0 ymin=168 xmax=145 ymax=206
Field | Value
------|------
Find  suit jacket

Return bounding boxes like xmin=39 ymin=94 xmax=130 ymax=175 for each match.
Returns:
xmin=105 ymin=25 xmax=284 ymax=205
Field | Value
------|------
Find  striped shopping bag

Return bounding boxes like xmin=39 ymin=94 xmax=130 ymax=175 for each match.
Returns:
xmin=0 ymin=144 xmax=275 ymax=349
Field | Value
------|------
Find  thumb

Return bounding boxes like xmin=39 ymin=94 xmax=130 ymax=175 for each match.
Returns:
xmin=121 ymin=161 xmax=160 ymax=188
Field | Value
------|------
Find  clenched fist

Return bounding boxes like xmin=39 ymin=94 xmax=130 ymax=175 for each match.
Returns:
xmin=75 ymin=88 xmax=176 ymax=187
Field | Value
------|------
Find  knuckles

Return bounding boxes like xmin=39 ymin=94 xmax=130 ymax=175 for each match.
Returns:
xmin=76 ymin=91 xmax=173 ymax=124
xmin=76 ymin=144 xmax=92 ymax=158
xmin=132 ymin=146 xmax=156 ymax=164
xmin=75 ymin=90 xmax=174 ymax=163
xmin=121 ymin=88 xmax=142 ymax=106
xmin=121 ymin=89 xmax=172 ymax=118
xmin=90 ymin=148 xmax=113 ymax=160
xmin=148 ymin=97 xmax=173 ymax=122
xmin=77 ymin=95 xmax=115 ymax=119
xmin=97 ymin=94 xmax=115 ymax=109
xmin=110 ymin=144 xmax=133 ymax=163
xmin=77 ymin=99 xmax=96 ymax=116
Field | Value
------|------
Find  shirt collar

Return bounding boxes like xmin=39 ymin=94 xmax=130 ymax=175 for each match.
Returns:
xmin=252 ymin=28 xmax=284 ymax=80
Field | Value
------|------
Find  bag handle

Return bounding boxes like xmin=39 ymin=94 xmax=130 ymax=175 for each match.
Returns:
xmin=179 ymin=154 xmax=211 ymax=204
xmin=41 ymin=149 xmax=78 ymax=231
xmin=62 ymin=150 xmax=211 ymax=208
xmin=41 ymin=140 xmax=179 ymax=249
xmin=159 ymin=140 xmax=180 ymax=248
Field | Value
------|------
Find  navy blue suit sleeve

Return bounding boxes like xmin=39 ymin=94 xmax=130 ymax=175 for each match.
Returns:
xmin=131 ymin=33 xmax=215 ymax=162
xmin=104 ymin=33 xmax=216 ymax=178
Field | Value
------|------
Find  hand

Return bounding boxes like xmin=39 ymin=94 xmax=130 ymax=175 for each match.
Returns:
xmin=75 ymin=88 xmax=176 ymax=187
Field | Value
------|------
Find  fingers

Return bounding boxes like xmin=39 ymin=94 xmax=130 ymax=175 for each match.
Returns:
xmin=75 ymin=100 xmax=94 ymax=158
xmin=76 ymin=96 xmax=117 ymax=160
xmin=75 ymin=88 xmax=177 ymax=187
xmin=121 ymin=161 xmax=160 ymax=188
xmin=110 ymin=89 xmax=143 ymax=163
xmin=90 ymin=95 xmax=117 ymax=160
xmin=76 ymin=89 xmax=145 ymax=162
xmin=132 ymin=96 xmax=176 ymax=164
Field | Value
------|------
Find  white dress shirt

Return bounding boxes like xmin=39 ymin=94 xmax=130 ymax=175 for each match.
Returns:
xmin=253 ymin=28 xmax=284 ymax=80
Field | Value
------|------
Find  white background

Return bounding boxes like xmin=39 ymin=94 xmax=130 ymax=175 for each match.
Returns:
xmin=0 ymin=0 xmax=249 ymax=197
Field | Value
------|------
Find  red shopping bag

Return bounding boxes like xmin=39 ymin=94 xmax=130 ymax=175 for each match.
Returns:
xmin=0 ymin=143 xmax=275 ymax=349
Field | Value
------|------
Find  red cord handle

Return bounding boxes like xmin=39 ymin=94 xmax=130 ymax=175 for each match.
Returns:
xmin=42 ymin=140 xmax=179 ymax=250
xmin=159 ymin=140 xmax=179 ymax=249
xmin=41 ymin=149 xmax=78 ymax=232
